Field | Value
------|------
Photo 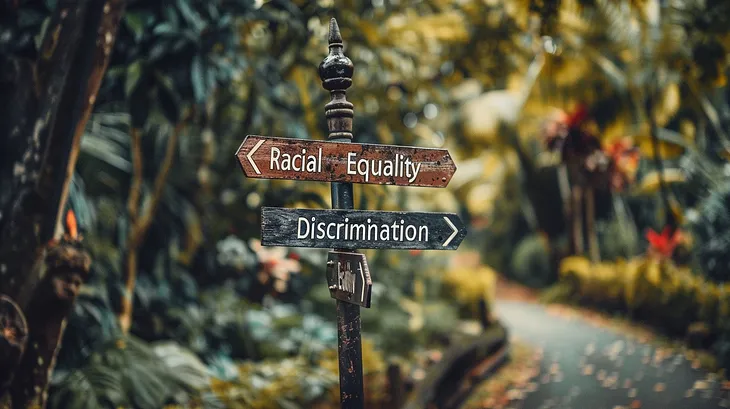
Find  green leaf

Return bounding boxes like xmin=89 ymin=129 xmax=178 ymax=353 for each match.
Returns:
xmin=153 ymin=22 xmax=178 ymax=36
xmin=207 ymin=3 xmax=220 ymax=20
xmin=125 ymin=12 xmax=146 ymax=42
xmin=148 ymin=41 xmax=171 ymax=62
xmin=125 ymin=61 xmax=143 ymax=98
xmin=163 ymin=6 xmax=180 ymax=29
xmin=176 ymin=0 xmax=206 ymax=32
xmin=80 ymin=136 xmax=132 ymax=172
xmin=191 ymin=55 xmax=207 ymax=104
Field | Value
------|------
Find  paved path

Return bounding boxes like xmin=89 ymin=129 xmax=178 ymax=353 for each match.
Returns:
xmin=493 ymin=300 xmax=729 ymax=409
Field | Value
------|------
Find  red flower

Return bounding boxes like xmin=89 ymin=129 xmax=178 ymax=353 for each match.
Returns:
xmin=542 ymin=104 xmax=601 ymax=163
xmin=645 ymin=227 xmax=682 ymax=258
xmin=565 ymin=104 xmax=588 ymax=128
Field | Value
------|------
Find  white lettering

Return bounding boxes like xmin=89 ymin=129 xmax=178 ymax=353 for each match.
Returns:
xmin=270 ymin=147 xmax=281 ymax=170
xmin=296 ymin=216 xmax=431 ymax=244
xmin=409 ymin=162 xmax=422 ymax=183
xmin=405 ymin=225 xmax=417 ymax=241
xmin=357 ymin=159 xmax=370 ymax=182
xmin=297 ymin=217 xmax=309 ymax=238
xmin=347 ymin=153 xmax=357 ymax=176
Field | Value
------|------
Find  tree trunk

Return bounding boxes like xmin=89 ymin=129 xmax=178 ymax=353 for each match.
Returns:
xmin=119 ymin=118 xmax=188 ymax=335
xmin=585 ymin=186 xmax=600 ymax=262
xmin=0 ymin=0 xmax=127 ymax=406
xmin=572 ymin=185 xmax=584 ymax=256
xmin=10 ymin=243 xmax=91 ymax=409
xmin=0 ymin=0 xmax=91 ymax=307
xmin=0 ymin=0 xmax=127 ymax=305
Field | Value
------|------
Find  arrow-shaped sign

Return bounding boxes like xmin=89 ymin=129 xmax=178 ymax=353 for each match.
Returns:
xmin=246 ymin=139 xmax=266 ymax=174
xmin=236 ymin=135 xmax=457 ymax=188
xmin=261 ymin=207 xmax=467 ymax=250
xmin=326 ymin=251 xmax=372 ymax=308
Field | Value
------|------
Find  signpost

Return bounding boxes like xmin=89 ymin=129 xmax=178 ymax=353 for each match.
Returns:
xmin=236 ymin=135 xmax=457 ymax=187
xmin=236 ymin=18 xmax=467 ymax=409
xmin=261 ymin=207 xmax=467 ymax=250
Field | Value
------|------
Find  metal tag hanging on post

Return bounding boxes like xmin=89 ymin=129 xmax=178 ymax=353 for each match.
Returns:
xmin=326 ymin=251 xmax=372 ymax=308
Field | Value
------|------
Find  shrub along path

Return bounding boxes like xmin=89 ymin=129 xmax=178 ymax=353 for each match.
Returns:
xmin=482 ymin=280 xmax=729 ymax=409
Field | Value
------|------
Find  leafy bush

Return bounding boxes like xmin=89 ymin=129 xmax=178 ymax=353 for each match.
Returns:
xmin=441 ymin=265 xmax=497 ymax=321
xmin=206 ymin=339 xmax=387 ymax=409
xmin=509 ymin=233 xmax=555 ymax=288
xmin=551 ymin=255 xmax=730 ymax=370
xmin=691 ymin=182 xmax=730 ymax=282
xmin=49 ymin=337 xmax=217 ymax=409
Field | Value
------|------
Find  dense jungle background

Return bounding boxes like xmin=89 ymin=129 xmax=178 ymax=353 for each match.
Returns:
xmin=1 ymin=0 xmax=730 ymax=408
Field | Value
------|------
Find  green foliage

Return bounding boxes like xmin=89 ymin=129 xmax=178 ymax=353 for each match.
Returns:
xmin=50 ymin=336 xmax=216 ymax=409
xmin=598 ymin=218 xmax=640 ymax=261
xmin=6 ymin=0 xmax=728 ymax=406
xmin=211 ymin=357 xmax=338 ymax=409
xmin=509 ymin=233 xmax=554 ymax=288
xmin=553 ymin=255 xmax=730 ymax=371
xmin=691 ymin=182 xmax=730 ymax=282
xmin=107 ymin=0 xmax=259 ymax=125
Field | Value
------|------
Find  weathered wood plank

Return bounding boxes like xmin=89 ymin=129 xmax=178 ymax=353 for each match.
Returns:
xmin=261 ymin=207 xmax=467 ymax=250
xmin=236 ymin=135 xmax=457 ymax=187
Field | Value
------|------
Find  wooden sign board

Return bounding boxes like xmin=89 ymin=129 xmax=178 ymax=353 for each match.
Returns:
xmin=326 ymin=251 xmax=372 ymax=308
xmin=236 ymin=135 xmax=457 ymax=188
xmin=261 ymin=207 xmax=467 ymax=250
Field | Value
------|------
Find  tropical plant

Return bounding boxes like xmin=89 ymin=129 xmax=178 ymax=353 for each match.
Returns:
xmin=49 ymin=336 xmax=217 ymax=409
xmin=690 ymin=182 xmax=730 ymax=282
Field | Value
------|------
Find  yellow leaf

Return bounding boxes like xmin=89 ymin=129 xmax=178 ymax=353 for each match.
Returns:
xmin=636 ymin=137 xmax=685 ymax=159
xmin=559 ymin=256 xmax=591 ymax=277
xmin=635 ymin=169 xmax=686 ymax=194
xmin=653 ymin=83 xmax=680 ymax=127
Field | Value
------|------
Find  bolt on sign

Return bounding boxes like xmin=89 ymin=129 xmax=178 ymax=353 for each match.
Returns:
xmin=235 ymin=18 xmax=467 ymax=409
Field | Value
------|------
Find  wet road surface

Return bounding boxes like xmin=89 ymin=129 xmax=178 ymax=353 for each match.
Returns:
xmin=492 ymin=300 xmax=729 ymax=409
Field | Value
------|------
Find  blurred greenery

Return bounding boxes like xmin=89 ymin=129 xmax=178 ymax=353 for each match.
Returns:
xmin=2 ymin=0 xmax=730 ymax=406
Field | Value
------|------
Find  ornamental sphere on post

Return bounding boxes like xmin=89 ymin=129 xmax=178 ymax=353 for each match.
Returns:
xmin=319 ymin=18 xmax=354 ymax=141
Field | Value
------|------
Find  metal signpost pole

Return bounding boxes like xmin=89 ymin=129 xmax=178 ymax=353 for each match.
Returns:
xmin=319 ymin=18 xmax=365 ymax=409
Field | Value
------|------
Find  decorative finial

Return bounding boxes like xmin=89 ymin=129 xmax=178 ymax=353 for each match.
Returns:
xmin=328 ymin=17 xmax=342 ymax=45
xmin=319 ymin=18 xmax=354 ymax=141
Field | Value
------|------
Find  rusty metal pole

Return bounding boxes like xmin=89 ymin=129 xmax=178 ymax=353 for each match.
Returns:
xmin=319 ymin=18 xmax=365 ymax=409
